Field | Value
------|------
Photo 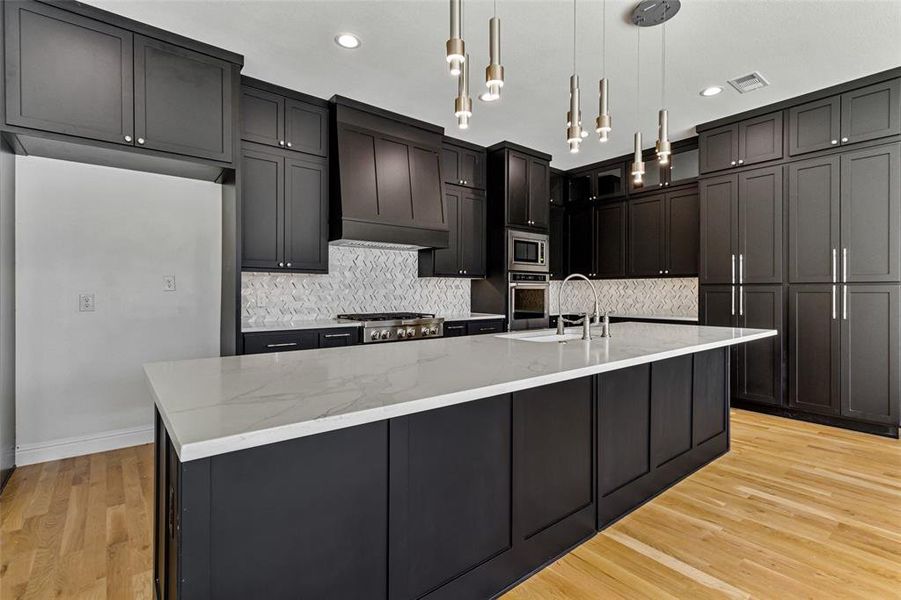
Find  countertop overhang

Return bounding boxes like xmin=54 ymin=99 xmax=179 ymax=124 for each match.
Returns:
xmin=145 ymin=323 xmax=776 ymax=461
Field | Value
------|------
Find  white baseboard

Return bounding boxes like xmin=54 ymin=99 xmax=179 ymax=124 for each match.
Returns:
xmin=15 ymin=424 xmax=154 ymax=466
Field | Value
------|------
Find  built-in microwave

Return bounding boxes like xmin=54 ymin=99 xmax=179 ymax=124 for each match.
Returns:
xmin=507 ymin=230 xmax=548 ymax=273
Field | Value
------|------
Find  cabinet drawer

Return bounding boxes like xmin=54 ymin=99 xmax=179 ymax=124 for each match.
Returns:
xmin=443 ymin=322 xmax=468 ymax=337
xmin=243 ymin=331 xmax=317 ymax=354
xmin=467 ymin=320 xmax=504 ymax=335
xmin=317 ymin=328 xmax=360 ymax=348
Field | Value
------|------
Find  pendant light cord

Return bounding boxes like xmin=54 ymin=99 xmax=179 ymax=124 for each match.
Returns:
xmin=636 ymin=26 xmax=640 ymax=121
xmin=661 ymin=23 xmax=666 ymax=109
xmin=572 ymin=0 xmax=577 ymax=73
xmin=602 ymin=0 xmax=606 ymax=76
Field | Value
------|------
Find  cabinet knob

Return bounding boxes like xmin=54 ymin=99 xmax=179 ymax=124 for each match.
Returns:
xmin=730 ymin=161 xmax=736 ymax=166
xmin=831 ymin=139 xmax=838 ymax=145
xmin=659 ymin=270 xmax=663 ymax=274
xmin=664 ymin=270 xmax=669 ymax=274
xmin=124 ymin=135 xmax=132 ymax=142
xmin=278 ymin=262 xmax=285 ymax=267
xmin=286 ymin=142 xmax=293 ymax=148
xmin=137 ymin=138 xmax=145 ymax=145
xmin=286 ymin=262 xmax=292 ymax=267
xmin=463 ymin=270 xmax=467 ymax=274
xmin=737 ymin=159 xmax=744 ymax=165
xmin=279 ymin=140 xmax=285 ymax=146
xmin=841 ymin=137 xmax=849 ymax=143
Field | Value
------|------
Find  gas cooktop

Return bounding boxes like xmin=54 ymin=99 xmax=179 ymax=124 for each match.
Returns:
xmin=336 ymin=312 xmax=444 ymax=343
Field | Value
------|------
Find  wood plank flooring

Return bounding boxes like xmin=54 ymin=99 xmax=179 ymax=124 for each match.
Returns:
xmin=1 ymin=410 xmax=899 ymax=599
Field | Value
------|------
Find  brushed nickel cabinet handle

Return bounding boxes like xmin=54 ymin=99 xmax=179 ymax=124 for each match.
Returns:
xmin=842 ymin=248 xmax=848 ymax=283
xmin=739 ymin=254 xmax=744 ymax=285
xmin=739 ymin=285 xmax=744 ymax=317
xmin=731 ymin=285 xmax=735 ymax=317
xmin=323 ymin=333 xmax=350 ymax=339
xmin=832 ymin=284 xmax=837 ymax=320
xmin=832 ymin=248 xmax=837 ymax=283
xmin=731 ymin=254 xmax=736 ymax=285
xmin=266 ymin=342 xmax=298 ymax=348
xmin=843 ymin=284 xmax=848 ymax=320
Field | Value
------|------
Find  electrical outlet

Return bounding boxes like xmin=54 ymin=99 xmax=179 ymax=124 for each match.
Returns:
xmin=163 ymin=276 xmax=176 ymax=292
xmin=78 ymin=293 xmax=95 ymax=312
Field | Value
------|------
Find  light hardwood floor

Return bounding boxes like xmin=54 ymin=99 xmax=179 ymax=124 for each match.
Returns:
xmin=1 ymin=410 xmax=899 ymax=599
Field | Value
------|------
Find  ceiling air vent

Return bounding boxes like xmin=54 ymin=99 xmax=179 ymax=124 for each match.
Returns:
xmin=727 ymin=72 xmax=769 ymax=94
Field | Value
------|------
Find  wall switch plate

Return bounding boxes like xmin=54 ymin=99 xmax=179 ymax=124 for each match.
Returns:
xmin=163 ymin=276 xmax=176 ymax=292
xmin=78 ymin=293 xmax=95 ymax=312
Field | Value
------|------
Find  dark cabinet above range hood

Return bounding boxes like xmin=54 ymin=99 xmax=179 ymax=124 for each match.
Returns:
xmin=330 ymin=96 xmax=449 ymax=249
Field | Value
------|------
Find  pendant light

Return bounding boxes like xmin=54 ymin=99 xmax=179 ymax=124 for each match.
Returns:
xmin=446 ymin=0 xmax=465 ymax=77
xmin=655 ymin=23 xmax=671 ymax=165
xmin=595 ymin=0 xmax=611 ymax=142
xmin=483 ymin=1 xmax=504 ymax=102
xmin=630 ymin=27 xmax=644 ymax=186
xmin=455 ymin=53 xmax=472 ymax=129
xmin=565 ymin=0 xmax=583 ymax=153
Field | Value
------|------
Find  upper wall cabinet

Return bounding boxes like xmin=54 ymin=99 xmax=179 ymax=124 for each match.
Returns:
xmin=4 ymin=1 xmax=238 ymax=166
xmin=241 ymin=83 xmax=328 ymax=157
xmin=488 ymin=143 xmax=551 ymax=231
xmin=441 ymin=141 xmax=486 ymax=189
xmin=699 ymin=112 xmax=782 ymax=174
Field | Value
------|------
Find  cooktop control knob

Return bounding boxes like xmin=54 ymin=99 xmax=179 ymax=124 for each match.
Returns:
xmin=397 ymin=328 xmax=406 ymax=339
xmin=406 ymin=327 xmax=417 ymax=337
xmin=380 ymin=330 xmax=390 ymax=340
xmin=430 ymin=326 xmax=439 ymax=335
xmin=370 ymin=330 xmax=379 ymax=341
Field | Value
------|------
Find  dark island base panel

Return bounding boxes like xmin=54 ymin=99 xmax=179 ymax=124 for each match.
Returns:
xmin=154 ymin=348 xmax=730 ymax=600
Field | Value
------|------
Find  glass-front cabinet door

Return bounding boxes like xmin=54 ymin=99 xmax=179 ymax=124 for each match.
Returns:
xmin=569 ymin=171 xmax=592 ymax=203
xmin=594 ymin=164 xmax=625 ymax=200
xmin=669 ymin=148 xmax=699 ymax=185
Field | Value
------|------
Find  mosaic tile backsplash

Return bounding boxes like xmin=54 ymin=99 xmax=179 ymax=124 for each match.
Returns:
xmin=242 ymin=245 xmax=471 ymax=323
xmin=549 ymin=277 xmax=698 ymax=318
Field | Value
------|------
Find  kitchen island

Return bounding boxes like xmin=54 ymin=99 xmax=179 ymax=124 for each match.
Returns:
xmin=146 ymin=322 xmax=776 ymax=600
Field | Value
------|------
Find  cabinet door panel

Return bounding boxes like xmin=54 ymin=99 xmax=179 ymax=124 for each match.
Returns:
xmin=284 ymin=155 xmax=328 ymax=272
xmin=374 ymin=138 xmax=413 ymax=224
xmin=441 ymin=146 xmax=461 ymax=184
xmin=241 ymin=87 xmax=284 ymax=147
xmin=739 ymin=112 xmax=783 ymax=165
xmin=598 ymin=365 xmax=651 ymax=497
xmin=699 ymin=124 xmax=738 ymax=173
xmin=389 ymin=396 xmax=511 ymax=600
xmin=788 ymin=97 xmax=840 ymax=156
xmin=841 ymin=284 xmax=900 ymax=425
xmin=460 ymin=191 xmax=486 ymax=277
xmin=738 ymin=166 xmax=783 ymax=284
xmin=529 ymin=158 xmax=550 ymax=228
xmin=285 ymin=99 xmax=328 ymax=157
xmin=5 ymin=2 xmax=134 ymax=144
xmin=629 ymin=194 xmax=665 ymax=277
xmin=507 ymin=151 xmax=531 ymax=227
xmin=433 ymin=187 xmax=461 ymax=276
xmin=241 ymin=148 xmax=283 ymax=270
xmin=841 ymin=79 xmax=901 ymax=145
xmin=735 ymin=285 xmax=784 ymax=406
xmin=596 ymin=164 xmax=626 ymax=199
xmin=699 ymin=285 xmax=735 ymax=327
xmin=409 ymin=146 xmax=445 ymax=229
xmin=693 ymin=349 xmax=728 ymax=445
xmin=840 ymin=143 xmax=901 ymax=283
xmin=788 ymin=156 xmax=840 ymax=283
xmin=337 ymin=128 xmax=379 ymax=220
xmin=569 ymin=172 xmax=592 ymax=204
xmin=461 ymin=149 xmax=484 ymax=189
xmin=666 ymin=188 xmax=699 ymax=276
xmin=515 ymin=378 xmax=593 ymax=538
xmin=134 ymin=35 xmax=233 ymax=162
xmin=651 ymin=355 xmax=694 ymax=467
xmin=549 ymin=205 xmax=567 ymax=279
xmin=567 ymin=205 xmax=594 ymax=276
xmin=699 ymin=175 xmax=738 ymax=284
xmin=595 ymin=203 xmax=626 ymax=278
xmin=788 ymin=285 xmax=840 ymax=415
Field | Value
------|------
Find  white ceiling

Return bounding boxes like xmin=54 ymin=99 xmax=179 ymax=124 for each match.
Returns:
xmin=88 ymin=0 xmax=901 ymax=169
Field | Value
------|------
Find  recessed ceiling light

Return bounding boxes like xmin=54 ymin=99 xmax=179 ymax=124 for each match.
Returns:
xmin=335 ymin=33 xmax=361 ymax=49
xmin=700 ymin=85 xmax=723 ymax=97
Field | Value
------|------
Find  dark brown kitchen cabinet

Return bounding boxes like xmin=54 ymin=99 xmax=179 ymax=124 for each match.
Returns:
xmin=841 ymin=143 xmax=901 ymax=283
xmin=841 ymin=284 xmax=900 ymax=425
xmin=548 ymin=205 xmax=566 ymax=279
xmin=492 ymin=144 xmax=551 ymax=230
xmin=240 ymin=83 xmax=328 ymax=157
xmin=700 ymin=167 xmax=783 ymax=284
xmin=734 ymin=285 xmax=785 ymax=407
xmin=629 ymin=194 xmax=665 ymax=277
xmin=467 ymin=320 xmax=504 ymax=335
xmin=788 ymin=284 xmax=840 ymax=415
xmin=443 ymin=322 xmax=468 ymax=337
xmin=738 ymin=112 xmax=783 ymax=166
xmin=594 ymin=164 xmax=626 ymax=200
xmin=666 ymin=187 xmax=700 ymax=276
xmin=699 ymin=285 xmax=734 ymax=327
xmin=788 ymin=155 xmax=840 ymax=283
xmin=699 ymin=112 xmax=782 ymax=173
xmin=595 ymin=202 xmax=627 ymax=278
xmin=566 ymin=203 xmax=595 ymax=277
xmin=840 ymin=79 xmax=901 ymax=145
xmin=550 ymin=170 xmax=566 ymax=205
xmin=4 ymin=2 xmax=135 ymax=145
xmin=788 ymin=97 xmax=841 ymax=156
xmin=133 ymin=35 xmax=234 ymax=162
xmin=699 ymin=124 xmax=738 ymax=174
xmin=699 ymin=175 xmax=739 ymax=284
xmin=419 ymin=186 xmax=485 ymax=278
xmin=241 ymin=144 xmax=328 ymax=273
xmin=243 ymin=327 xmax=360 ymax=354
xmin=441 ymin=142 xmax=485 ymax=189
xmin=568 ymin=171 xmax=592 ymax=204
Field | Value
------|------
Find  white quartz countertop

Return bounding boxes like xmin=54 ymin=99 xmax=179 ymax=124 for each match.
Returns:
xmin=146 ymin=323 xmax=776 ymax=462
xmin=241 ymin=313 xmax=506 ymax=333
xmin=552 ymin=313 xmax=698 ymax=322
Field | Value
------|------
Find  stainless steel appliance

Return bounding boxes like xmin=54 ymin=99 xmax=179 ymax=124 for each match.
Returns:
xmin=508 ymin=273 xmax=550 ymax=330
xmin=336 ymin=312 xmax=444 ymax=343
xmin=507 ymin=230 xmax=549 ymax=273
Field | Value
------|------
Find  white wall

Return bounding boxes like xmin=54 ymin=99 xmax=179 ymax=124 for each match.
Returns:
xmin=15 ymin=157 xmax=221 ymax=465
